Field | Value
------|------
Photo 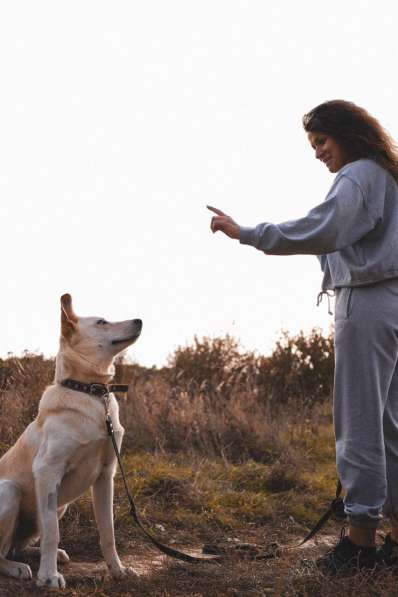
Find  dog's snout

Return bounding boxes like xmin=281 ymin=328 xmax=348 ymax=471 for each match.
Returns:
xmin=133 ymin=319 xmax=143 ymax=330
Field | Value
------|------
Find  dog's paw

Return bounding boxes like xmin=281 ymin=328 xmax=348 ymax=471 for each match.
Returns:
xmin=57 ymin=548 xmax=70 ymax=564
xmin=6 ymin=561 xmax=33 ymax=580
xmin=110 ymin=565 xmax=138 ymax=579
xmin=37 ymin=571 xmax=66 ymax=589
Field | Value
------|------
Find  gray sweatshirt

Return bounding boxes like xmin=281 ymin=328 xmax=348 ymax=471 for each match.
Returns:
xmin=239 ymin=159 xmax=398 ymax=290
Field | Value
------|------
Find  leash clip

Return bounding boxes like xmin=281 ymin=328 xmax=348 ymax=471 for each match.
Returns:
xmin=105 ymin=414 xmax=114 ymax=436
xmin=102 ymin=389 xmax=111 ymax=419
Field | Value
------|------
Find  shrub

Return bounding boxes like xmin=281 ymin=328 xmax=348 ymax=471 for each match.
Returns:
xmin=256 ymin=328 xmax=334 ymax=408
xmin=0 ymin=330 xmax=335 ymax=460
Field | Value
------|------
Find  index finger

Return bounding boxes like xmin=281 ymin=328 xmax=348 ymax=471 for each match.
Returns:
xmin=207 ymin=205 xmax=227 ymax=216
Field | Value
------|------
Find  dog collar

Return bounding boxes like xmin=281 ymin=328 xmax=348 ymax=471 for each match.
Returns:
xmin=60 ymin=379 xmax=129 ymax=397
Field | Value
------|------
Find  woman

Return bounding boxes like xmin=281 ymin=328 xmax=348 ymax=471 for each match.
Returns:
xmin=208 ymin=100 xmax=398 ymax=572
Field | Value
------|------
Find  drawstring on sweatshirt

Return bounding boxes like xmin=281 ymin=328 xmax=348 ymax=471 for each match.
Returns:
xmin=317 ymin=290 xmax=335 ymax=316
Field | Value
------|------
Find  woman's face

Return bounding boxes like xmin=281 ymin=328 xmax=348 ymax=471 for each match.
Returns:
xmin=307 ymin=132 xmax=350 ymax=173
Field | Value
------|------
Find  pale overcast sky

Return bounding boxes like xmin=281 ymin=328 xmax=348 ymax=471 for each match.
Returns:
xmin=1 ymin=1 xmax=397 ymax=367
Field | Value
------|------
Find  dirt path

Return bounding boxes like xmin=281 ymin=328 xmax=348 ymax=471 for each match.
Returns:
xmin=0 ymin=533 xmax=340 ymax=596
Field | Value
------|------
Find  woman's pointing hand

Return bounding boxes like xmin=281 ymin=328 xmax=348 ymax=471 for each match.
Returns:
xmin=207 ymin=205 xmax=240 ymax=240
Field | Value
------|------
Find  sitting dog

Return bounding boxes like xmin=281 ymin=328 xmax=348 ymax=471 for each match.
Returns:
xmin=0 ymin=294 xmax=142 ymax=588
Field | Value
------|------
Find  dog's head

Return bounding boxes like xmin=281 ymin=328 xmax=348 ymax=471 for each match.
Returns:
xmin=58 ymin=293 xmax=142 ymax=380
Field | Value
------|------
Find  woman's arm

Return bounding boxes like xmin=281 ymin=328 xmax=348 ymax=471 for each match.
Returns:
xmin=208 ymin=176 xmax=379 ymax=256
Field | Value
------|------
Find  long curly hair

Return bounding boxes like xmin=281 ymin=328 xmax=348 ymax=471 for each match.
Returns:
xmin=303 ymin=100 xmax=398 ymax=182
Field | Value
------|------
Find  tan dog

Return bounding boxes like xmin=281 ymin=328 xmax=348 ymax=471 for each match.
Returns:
xmin=0 ymin=294 xmax=142 ymax=588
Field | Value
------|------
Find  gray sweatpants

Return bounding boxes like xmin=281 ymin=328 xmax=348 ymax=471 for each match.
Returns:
xmin=334 ymin=278 xmax=398 ymax=528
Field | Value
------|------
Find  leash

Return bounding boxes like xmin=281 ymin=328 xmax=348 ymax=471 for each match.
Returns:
xmin=104 ymin=406 xmax=220 ymax=562
xmin=60 ymin=379 xmax=219 ymax=563
xmin=103 ymin=392 xmax=220 ymax=563
xmin=61 ymin=378 xmax=344 ymax=558
xmin=289 ymin=479 xmax=344 ymax=548
xmin=105 ymin=387 xmax=344 ymax=556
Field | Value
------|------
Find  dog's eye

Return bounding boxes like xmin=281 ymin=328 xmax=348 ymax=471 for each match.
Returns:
xmin=96 ymin=319 xmax=108 ymax=325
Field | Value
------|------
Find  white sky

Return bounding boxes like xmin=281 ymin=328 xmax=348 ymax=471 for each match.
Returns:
xmin=1 ymin=1 xmax=397 ymax=367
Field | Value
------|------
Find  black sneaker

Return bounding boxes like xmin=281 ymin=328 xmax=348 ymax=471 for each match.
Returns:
xmin=316 ymin=528 xmax=377 ymax=573
xmin=377 ymin=533 xmax=398 ymax=567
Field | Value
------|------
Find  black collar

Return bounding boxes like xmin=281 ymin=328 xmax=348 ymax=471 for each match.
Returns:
xmin=60 ymin=378 xmax=129 ymax=397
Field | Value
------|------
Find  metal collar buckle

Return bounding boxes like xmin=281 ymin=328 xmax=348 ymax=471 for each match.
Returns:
xmin=89 ymin=383 xmax=109 ymax=397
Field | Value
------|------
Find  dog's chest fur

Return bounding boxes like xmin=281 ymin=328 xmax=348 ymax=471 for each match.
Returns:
xmin=35 ymin=386 xmax=124 ymax=505
xmin=58 ymin=434 xmax=122 ymax=504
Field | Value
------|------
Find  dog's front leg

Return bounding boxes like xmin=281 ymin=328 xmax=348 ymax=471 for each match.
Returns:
xmin=92 ymin=468 xmax=137 ymax=579
xmin=34 ymin=472 xmax=66 ymax=589
xmin=33 ymin=435 xmax=68 ymax=590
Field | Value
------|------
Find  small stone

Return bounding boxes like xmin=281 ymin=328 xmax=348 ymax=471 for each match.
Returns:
xmin=155 ymin=524 xmax=165 ymax=532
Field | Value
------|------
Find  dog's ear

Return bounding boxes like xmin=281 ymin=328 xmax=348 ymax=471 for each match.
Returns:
xmin=61 ymin=293 xmax=78 ymax=337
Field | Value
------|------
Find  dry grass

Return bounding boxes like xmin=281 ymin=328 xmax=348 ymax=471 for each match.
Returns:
xmin=1 ymin=331 xmax=397 ymax=595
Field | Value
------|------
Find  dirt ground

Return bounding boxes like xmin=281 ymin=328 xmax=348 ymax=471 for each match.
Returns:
xmin=1 ymin=526 xmax=397 ymax=597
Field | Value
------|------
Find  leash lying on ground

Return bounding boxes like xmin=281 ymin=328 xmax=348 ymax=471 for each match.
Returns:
xmin=61 ymin=379 xmax=219 ymax=563
xmin=61 ymin=378 xmax=345 ymax=561
xmin=289 ymin=479 xmax=344 ymax=548
xmin=203 ymin=480 xmax=345 ymax=559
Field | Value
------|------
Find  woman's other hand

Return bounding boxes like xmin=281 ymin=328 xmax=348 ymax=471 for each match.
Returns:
xmin=207 ymin=205 xmax=240 ymax=239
